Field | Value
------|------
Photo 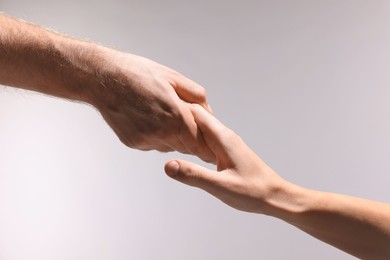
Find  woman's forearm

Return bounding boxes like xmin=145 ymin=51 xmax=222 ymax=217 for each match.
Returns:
xmin=270 ymin=183 xmax=390 ymax=259
xmin=165 ymin=105 xmax=390 ymax=259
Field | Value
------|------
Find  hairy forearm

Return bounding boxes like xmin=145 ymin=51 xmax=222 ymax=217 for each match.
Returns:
xmin=0 ymin=13 xmax=107 ymax=104
xmin=0 ymin=13 xmax=215 ymax=160
xmin=268 ymin=182 xmax=390 ymax=259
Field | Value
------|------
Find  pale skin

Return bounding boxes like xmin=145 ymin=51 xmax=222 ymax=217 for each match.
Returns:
xmin=0 ymin=13 xmax=215 ymax=163
xmin=165 ymin=105 xmax=390 ymax=260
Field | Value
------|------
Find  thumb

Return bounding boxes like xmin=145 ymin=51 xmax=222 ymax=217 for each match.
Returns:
xmin=164 ymin=160 xmax=220 ymax=190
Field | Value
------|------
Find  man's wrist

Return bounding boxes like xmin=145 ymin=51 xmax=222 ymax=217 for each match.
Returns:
xmin=0 ymin=13 xmax=111 ymax=105
xmin=47 ymin=33 xmax=108 ymax=105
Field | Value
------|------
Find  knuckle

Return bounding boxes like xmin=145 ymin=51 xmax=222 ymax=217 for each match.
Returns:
xmin=167 ymin=70 xmax=181 ymax=86
xmin=169 ymin=104 xmax=183 ymax=121
xmin=172 ymin=70 xmax=182 ymax=78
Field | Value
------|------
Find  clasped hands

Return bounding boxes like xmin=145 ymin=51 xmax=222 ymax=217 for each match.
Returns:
xmin=2 ymin=13 xmax=389 ymax=258
xmin=94 ymin=50 xmax=283 ymax=215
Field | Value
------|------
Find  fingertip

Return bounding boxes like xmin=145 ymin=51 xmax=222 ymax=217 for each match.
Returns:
xmin=165 ymin=160 xmax=181 ymax=177
xmin=189 ymin=103 xmax=205 ymax=114
xmin=207 ymin=104 xmax=213 ymax=114
xmin=197 ymin=85 xmax=207 ymax=101
xmin=190 ymin=103 xmax=219 ymax=129
xmin=173 ymin=74 xmax=208 ymax=105
xmin=199 ymin=101 xmax=213 ymax=114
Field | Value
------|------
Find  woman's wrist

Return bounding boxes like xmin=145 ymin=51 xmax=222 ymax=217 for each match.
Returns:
xmin=262 ymin=177 xmax=316 ymax=221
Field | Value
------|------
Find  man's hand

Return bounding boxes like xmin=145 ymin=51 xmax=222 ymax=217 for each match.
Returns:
xmin=92 ymin=50 xmax=215 ymax=162
xmin=0 ymin=13 xmax=215 ymax=163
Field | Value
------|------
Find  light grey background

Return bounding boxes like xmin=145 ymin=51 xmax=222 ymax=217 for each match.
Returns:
xmin=1 ymin=1 xmax=390 ymax=259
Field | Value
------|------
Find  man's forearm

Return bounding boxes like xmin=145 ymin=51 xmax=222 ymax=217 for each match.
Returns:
xmin=0 ymin=13 xmax=216 ymax=161
xmin=0 ymin=13 xmax=104 ymax=104
xmin=269 ymin=183 xmax=390 ymax=259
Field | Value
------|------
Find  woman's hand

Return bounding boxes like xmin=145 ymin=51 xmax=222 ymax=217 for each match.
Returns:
xmin=164 ymin=104 xmax=286 ymax=214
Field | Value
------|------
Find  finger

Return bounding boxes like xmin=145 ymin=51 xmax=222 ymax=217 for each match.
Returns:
xmin=165 ymin=135 xmax=192 ymax=155
xmin=165 ymin=160 xmax=222 ymax=191
xmin=190 ymin=104 xmax=239 ymax=158
xmin=178 ymin=112 xmax=217 ymax=164
xmin=170 ymin=74 xmax=212 ymax=113
xmin=178 ymin=129 xmax=216 ymax=164
xmin=191 ymin=104 xmax=225 ymax=136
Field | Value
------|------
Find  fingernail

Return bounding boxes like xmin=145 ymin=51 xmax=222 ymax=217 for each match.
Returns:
xmin=167 ymin=161 xmax=180 ymax=177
